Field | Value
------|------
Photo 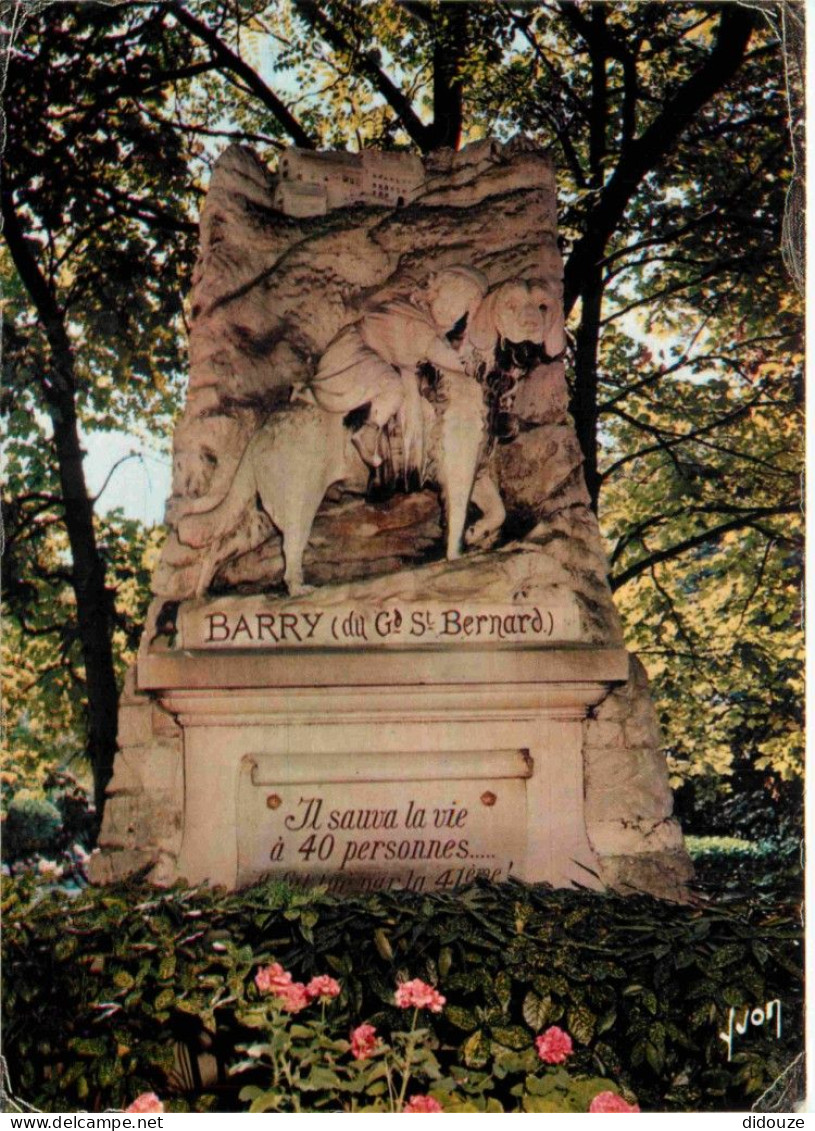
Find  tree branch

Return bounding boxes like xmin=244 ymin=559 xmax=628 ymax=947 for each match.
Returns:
xmin=610 ymin=500 xmax=793 ymax=566
xmin=648 ymin=565 xmax=708 ymax=679
xmin=602 ymin=394 xmax=759 ymax=479
xmin=598 ymin=321 xmax=713 ymax=412
xmin=735 ymin=536 xmax=774 ymax=632
xmin=98 ymin=185 xmax=198 ymax=234
xmin=170 ymin=3 xmax=317 ymax=149
xmin=563 ymin=0 xmax=640 ymax=151
xmin=559 ymin=2 xmax=609 ymax=184
xmin=1 ymin=191 xmax=73 ymax=398
xmin=427 ymin=3 xmax=468 ymax=150
xmin=8 ymin=61 xmax=223 ymax=192
xmin=610 ymin=505 xmax=798 ymax=591
xmin=563 ymin=4 xmax=756 ymax=313
xmin=600 ymin=255 xmax=746 ymax=325
xmin=400 ymin=2 xmax=434 ymax=26
xmin=292 ymin=0 xmax=431 ymax=150
xmin=91 ymin=452 xmax=143 ymax=504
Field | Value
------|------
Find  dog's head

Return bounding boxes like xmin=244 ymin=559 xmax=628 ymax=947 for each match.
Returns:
xmin=469 ymin=277 xmax=566 ymax=361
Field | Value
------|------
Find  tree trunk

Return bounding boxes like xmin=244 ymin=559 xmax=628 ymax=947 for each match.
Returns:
xmin=2 ymin=193 xmax=119 ymax=820
xmin=50 ymin=380 xmax=120 ymax=819
xmin=425 ymin=4 xmax=468 ymax=150
xmin=563 ymin=5 xmax=755 ymax=506
xmin=570 ymin=265 xmax=604 ymax=513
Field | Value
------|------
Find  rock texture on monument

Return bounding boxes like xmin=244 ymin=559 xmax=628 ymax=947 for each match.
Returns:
xmin=92 ymin=138 xmax=691 ymax=900
xmin=153 ymin=139 xmax=603 ymax=613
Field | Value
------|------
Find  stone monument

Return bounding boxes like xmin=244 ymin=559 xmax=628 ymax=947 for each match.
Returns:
xmin=90 ymin=138 xmax=692 ymax=900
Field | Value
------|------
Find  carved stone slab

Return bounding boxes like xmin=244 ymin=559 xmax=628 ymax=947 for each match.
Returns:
xmin=178 ymin=597 xmax=581 ymax=650
xmin=236 ymin=749 xmax=531 ymax=892
xmin=158 ymin=672 xmax=613 ymax=893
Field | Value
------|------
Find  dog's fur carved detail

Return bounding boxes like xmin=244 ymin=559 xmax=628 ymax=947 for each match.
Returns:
xmin=178 ymin=370 xmax=488 ymax=596
xmin=176 ymin=278 xmax=557 ymax=596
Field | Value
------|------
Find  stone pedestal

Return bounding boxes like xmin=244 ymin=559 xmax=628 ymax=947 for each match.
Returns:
xmin=140 ymin=646 xmax=628 ymax=893
xmin=92 ymin=599 xmax=692 ymax=900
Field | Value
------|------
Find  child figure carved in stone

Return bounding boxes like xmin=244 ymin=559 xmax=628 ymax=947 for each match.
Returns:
xmin=303 ymin=265 xmax=489 ymax=472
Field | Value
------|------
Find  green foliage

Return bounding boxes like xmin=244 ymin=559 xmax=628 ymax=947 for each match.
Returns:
xmin=511 ymin=1068 xmax=625 ymax=1114
xmin=3 ymin=796 xmax=63 ymax=858
xmin=2 ymin=751 xmax=97 ymax=871
xmin=2 ymin=723 xmax=98 ymax=869
xmin=687 ymin=839 xmax=802 ymax=910
xmin=2 ymin=506 xmax=163 ymax=760
xmin=475 ymin=2 xmax=802 ymax=819
xmin=585 ymin=13 xmax=804 ymax=818
xmin=3 ymin=2 xmax=195 ymax=798
xmin=686 ymin=837 xmax=773 ymax=861
xmin=230 ymin=985 xmax=629 ymax=1113
xmin=3 ymin=878 xmax=802 ymax=1113
xmin=605 ymin=324 xmax=803 ymax=825
xmin=232 ymin=996 xmax=442 ymax=1113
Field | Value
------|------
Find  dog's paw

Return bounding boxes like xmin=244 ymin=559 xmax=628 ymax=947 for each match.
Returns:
xmin=465 ymin=522 xmax=501 ymax=549
xmin=286 ymin=581 xmax=315 ymax=597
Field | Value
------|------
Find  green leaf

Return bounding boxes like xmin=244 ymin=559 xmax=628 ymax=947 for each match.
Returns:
xmin=491 ymin=1025 xmax=531 ymax=1051
xmin=96 ymin=1057 xmax=123 ymax=1087
xmin=374 ymin=929 xmax=393 ymax=961
xmin=642 ymin=990 xmax=659 ymax=1016
xmin=54 ymin=937 xmax=78 ymax=961
xmin=567 ymin=1005 xmax=596 ymax=1045
xmin=525 ymin=1071 xmax=565 ymax=1097
xmin=301 ymin=1066 xmax=341 ymax=1091
xmin=494 ymin=970 xmax=512 ymax=1012
xmin=249 ymin=1091 xmax=282 ymax=1113
xmin=645 ymin=1040 xmax=665 ymax=1074
xmin=522 ymin=1095 xmax=561 ymax=1113
xmin=596 ymin=1008 xmax=617 ymax=1035
xmin=69 ymin=1037 xmax=107 ymax=1058
xmin=522 ymin=990 xmax=549 ymax=1031
xmin=462 ymin=1029 xmax=490 ymax=1068
xmin=446 ymin=1005 xmax=479 ymax=1032
xmin=438 ymin=946 xmax=453 ymax=977
xmin=491 ymin=1047 xmax=539 ymax=1075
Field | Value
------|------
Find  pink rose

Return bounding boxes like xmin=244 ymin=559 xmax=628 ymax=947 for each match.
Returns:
xmin=404 ymin=1095 xmax=443 ymax=1112
xmin=535 ymin=1026 xmax=574 ymax=1065
xmin=394 ymin=979 xmax=446 ymax=1013
xmin=350 ymin=1023 xmax=379 ymax=1060
xmin=589 ymin=1091 xmax=640 ymax=1113
xmin=125 ymin=1093 xmax=164 ymax=1113
xmin=306 ymin=975 xmax=341 ymax=1000
xmin=255 ymin=962 xmax=292 ymax=994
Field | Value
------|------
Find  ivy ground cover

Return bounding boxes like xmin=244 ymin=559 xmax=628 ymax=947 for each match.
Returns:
xmin=3 ymin=873 xmax=802 ymax=1112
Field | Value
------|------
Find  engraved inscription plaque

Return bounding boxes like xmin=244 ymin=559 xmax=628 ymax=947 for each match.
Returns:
xmin=236 ymin=749 xmax=533 ymax=892
xmin=179 ymin=599 xmax=583 ymax=651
